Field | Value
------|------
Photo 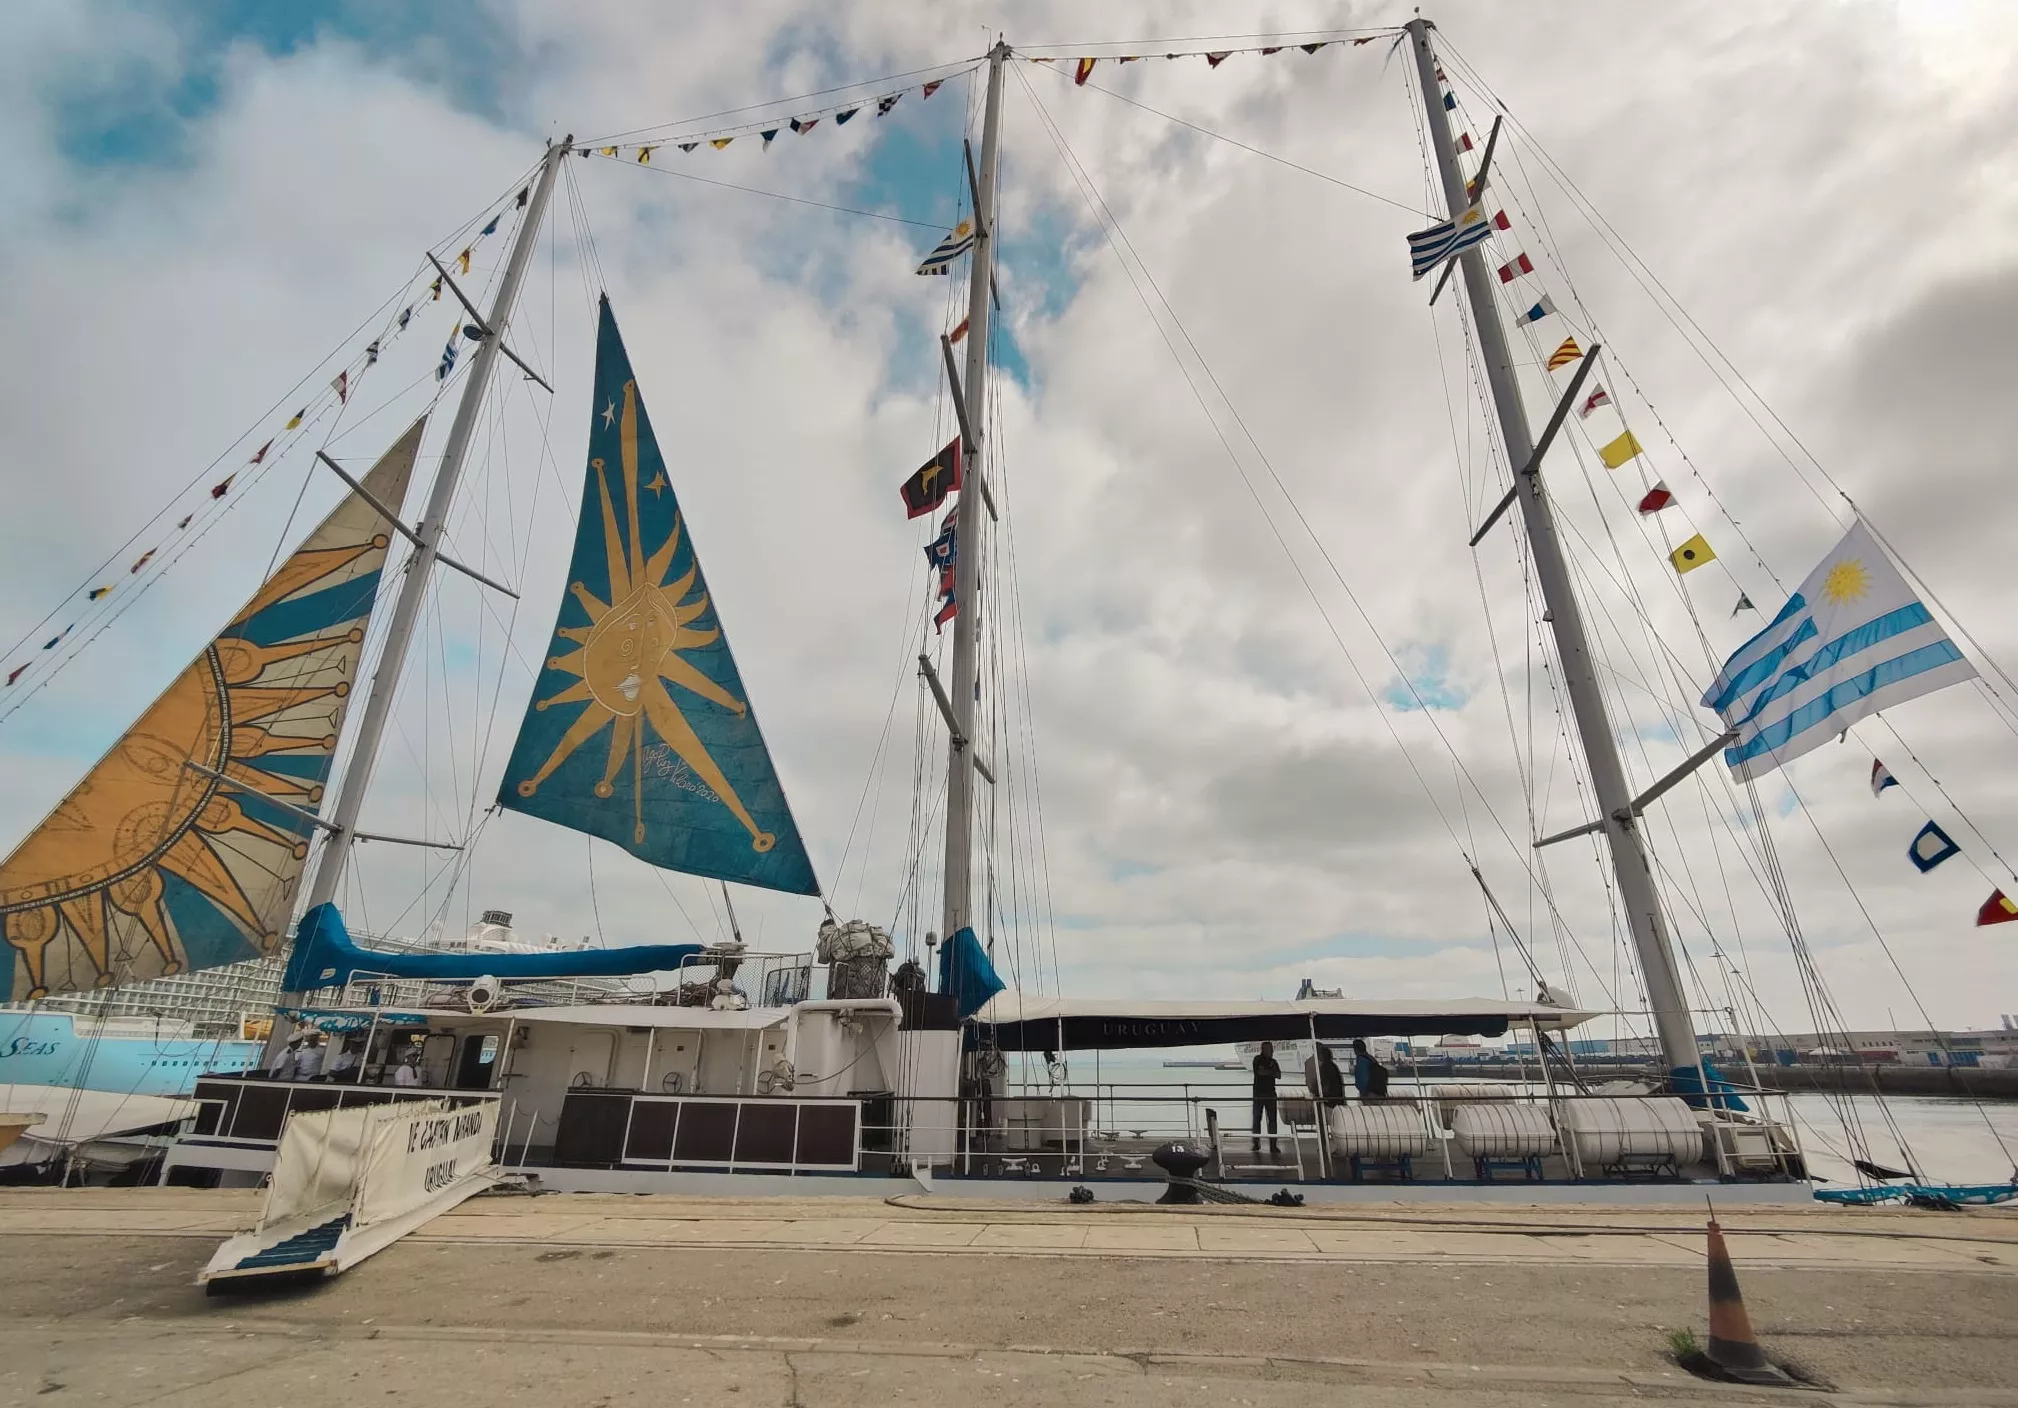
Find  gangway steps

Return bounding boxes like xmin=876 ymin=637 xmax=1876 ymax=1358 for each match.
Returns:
xmin=233 ymin=1214 xmax=350 ymax=1271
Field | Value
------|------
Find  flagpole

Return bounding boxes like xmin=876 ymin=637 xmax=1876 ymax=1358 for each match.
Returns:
xmin=940 ymin=40 xmax=1008 ymax=952
xmin=1403 ymin=20 xmax=1704 ymax=1081
xmin=298 ymin=136 xmax=572 ymax=924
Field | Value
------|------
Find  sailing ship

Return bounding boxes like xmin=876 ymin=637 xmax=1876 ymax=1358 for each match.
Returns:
xmin=4 ymin=21 xmax=2008 ymax=1201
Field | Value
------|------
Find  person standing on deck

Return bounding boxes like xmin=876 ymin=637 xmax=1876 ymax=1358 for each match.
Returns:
xmin=1315 ymin=1045 xmax=1346 ymax=1110
xmin=1250 ymin=1041 xmax=1281 ymax=1157
xmin=292 ymin=1031 xmax=325 ymax=1082
xmin=1351 ymin=1038 xmax=1389 ymax=1100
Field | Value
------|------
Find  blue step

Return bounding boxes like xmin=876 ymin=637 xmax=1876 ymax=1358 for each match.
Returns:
xmin=234 ymin=1214 xmax=350 ymax=1271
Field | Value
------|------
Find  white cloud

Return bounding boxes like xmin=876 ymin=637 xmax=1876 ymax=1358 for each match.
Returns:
xmin=2 ymin=0 xmax=2016 ymax=1045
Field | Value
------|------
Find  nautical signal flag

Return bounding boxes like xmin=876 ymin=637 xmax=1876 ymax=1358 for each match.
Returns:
xmin=1443 ymin=91 xmax=1457 ymax=110
xmin=88 ymin=586 xmax=111 ymax=601
xmin=1579 ymin=385 xmax=1611 ymax=418
xmin=835 ymin=108 xmax=858 ymax=124
xmin=1516 ymin=296 xmax=1557 ymax=326
xmin=1496 ymin=253 xmax=1533 ymax=282
xmin=1669 ymin=534 xmax=1715 ymax=574
xmin=1598 ymin=429 xmax=1643 ymax=468
xmin=949 ymin=316 xmax=970 ymax=344
xmin=790 ymin=117 xmax=819 ymax=134
xmin=1076 ymin=57 xmax=1097 ymax=84
xmin=1731 ymin=593 xmax=1756 ymax=617
xmin=761 ymin=129 xmax=779 ymax=148
xmin=921 ymin=79 xmax=943 ymax=99
xmin=1455 ymin=132 xmax=1474 ymax=152
xmin=1871 ymin=759 xmax=1899 ymax=796
xmin=1978 ymin=890 xmax=2018 ymax=926
xmin=1636 ymin=482 xmax=1673 ymax=515
xmin=711 ymin=137 xmax=733 ymax=149
xmin=1206 ymin=52 xmax=1231 ymax=67
xmin=457 ymin=247 xmax=472 ymax=275
xmin=877 ymin=93 xmax=902 ymax=116
xmin=1908 ymin=820 xmax=1960 ymax=873
xmin=934 ymin=594 xmax=958 ymax=632
xmin=286 ymin=409 xmax=304 ymax=430
xmin=637 ymin=145 xmax=656 ymax=162
xmin=177 ymin=513 xmax=193 ymax=529
xmin=250 ymin=439 xmax=272 ymax=465
xmin=1546 ymin=337 xmax=1582 ymax=371
xmin=332 ymin=370 xmax=348 ymax=405
xmin=481 ymin=214 xmax=500 ymax=236
xmin=5 ymin=664 xmax=24 ymax=686
xmin=917 ymin=220 xmax=976 ymax=275
xmin=210 ymin=475 xmax=234 ymax=499
xmin=900 ymin=438 xmax=962 ymax=518
xmin=924 ymin=521 xmax=957 ymax=571
xmin=129 ymin=550 xmax=154 ymax=574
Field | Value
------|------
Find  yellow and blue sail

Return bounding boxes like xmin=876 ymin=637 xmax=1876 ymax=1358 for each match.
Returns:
xmin=0 ymin=419 xmax=425 ymax=1000
xmin=496 ymin=298 xmax=818 ymax=896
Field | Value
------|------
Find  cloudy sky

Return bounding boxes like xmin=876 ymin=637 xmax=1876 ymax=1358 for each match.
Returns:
xmin=3 ymin=0 xmax=2015 ymax=1045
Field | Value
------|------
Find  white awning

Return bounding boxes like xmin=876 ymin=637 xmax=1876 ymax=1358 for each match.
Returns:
xmin=968 ymin=994 xmax=1599 ymax=1051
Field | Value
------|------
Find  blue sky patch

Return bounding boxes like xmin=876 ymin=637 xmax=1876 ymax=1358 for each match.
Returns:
xmin=1381 ymin=643 xmax=1467 ymax=712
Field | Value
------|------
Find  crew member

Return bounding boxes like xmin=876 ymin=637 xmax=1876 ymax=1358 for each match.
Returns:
xmin=1250 ymin=1041 xmax=1281 ymax=1157
xmin=1351 ymin=1038 xmax=1390 ymax=1100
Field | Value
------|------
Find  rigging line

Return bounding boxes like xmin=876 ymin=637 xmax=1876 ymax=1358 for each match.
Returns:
xmin=1031 ymin=62 xmax=1427 ymax=216
xmin=615 ymin=160 xmax=951 ymax=229
xmin=1015 ymin=28 xmax=1397 ymax=50
xmin=576 ymin=56 xmax=991 ymax=146
xmin=1015 ymin=64 xmax=1577 ymax=925
xmin=1854 ymin=508 xmax=2018 ymax=722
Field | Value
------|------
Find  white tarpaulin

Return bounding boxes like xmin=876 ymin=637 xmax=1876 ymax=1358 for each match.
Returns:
xmin=352 ymin=1099 xmax=498 ymax=1231
xmin=263 ymin=1104 xmax=375 ymax=1231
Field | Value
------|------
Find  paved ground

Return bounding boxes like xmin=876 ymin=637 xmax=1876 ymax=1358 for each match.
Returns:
xmin=3 ymin=1189 xmax=2016 ymax=1405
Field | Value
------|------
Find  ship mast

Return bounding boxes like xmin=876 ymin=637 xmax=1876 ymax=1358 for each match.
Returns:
xmin=940 ymin=41 xmax=1008 ymax=947
xmin=300 ymin=136 xmax=572 ymax=918
xmin=1403 ymin=20 xmax=1703 ymax=1078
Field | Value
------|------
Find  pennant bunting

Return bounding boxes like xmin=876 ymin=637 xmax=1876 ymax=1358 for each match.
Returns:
xmin=791 ymin=117 xmax=819 ymax=134
xmin=438 ymin=336 xmax=458 ymax=382
xmin=1546 ymin=336 xmax=1582 ymax=371
xmin=1669 ymin=533 xmax=1715 ymax=574
xmin=332 ymin=370 xmax=349 ymax=405
xmin=209 ymin=476 xmax=233 ymax=500
xmin=1466 ymin=172 xmax=1488 ymax=203
xmin=949 ymin=316 xmax=970 ymax=344
xmin=481 ymin=214 xmax=500 ymax=236
xmin=177 ymin=513 xmax=193 ymax=529
xmin=1493 ymin=209 xmax=1511 ymax=230
xmin=1908 ymin=820 xmax=1960 ymax=873
xmin=1261 ymin=47 xmax=1282 ymax=56
xmin=1731 ymin=593 xmax=1756 ymax=617
xmin=1516 ymin=295 xmax=1557 ymax=326
xmin=1579 ymin=385 xmax=1611 ymax=418
xmin=934 ymin=595 xmax=957 ymax=632
xmin=88 ymin=586 xmax=111 ymax=601
xmin=398 ymin=306 xmax=413 ymax=330
xmin=1871 ymin=759 xmax=1899 ymax=796
xmin=42 ymin=626 xmax=72 ymax=650
xmin=1443 ymin=91 xmax=1457 ymax=110
xmin=1455 ymin=131 xmax=1474 ymax=152
xmin=877 ymin=93 xmax=901 ymax=116
xmin=638 ymin=146 xmax=656 ymax=163
xmin=516 ymin=186 xmax=529 ymax=207
xmin=1206 ymin=52 xmax=1231 ymax=67
xmin=1031 ymin=57 xmax=1056 ymax=64
xmin=286 ymin=409 xmax=305 ymax=430
xmin=430 ymin=277 xmax=443 ymax=301
xmin=1598 ymin=429 xmax=1643 ymax=468
xmin=916 ymin=219 xmax=976 ymax=275
xmin=365 ymin=339 xmax=381 ymax=365
xmin=1977 ymin=890 xmax=2018 ymax=926
xmin=1076 ymin=57 xmax=1097 ymax=85
xmin=1407 ymin=206 xmax=1494 ymax=279
xmin=457 ymin=247 xmax=472 ymax=275
xmin=924 ymin=521 xmax=958 ymax=572
xmin=900 ymin=439 xmax=962 ymax=519
xmin=922 ymin=79 xmax=943 ymax=98
xmin=1495 ymin=252 xmax=1533 ymax=282
xmin=598 ymin=146 xmax=618 ymax=158
xmin=761 ymin=128 xmax=778 ymax=148
xmin=129 ymin=550 xmax=154 ymax=574
xmin=250 ymin=439 xmax=273 ymax=465
xmin=1302 ymin=43 xmax=1328 ymax=54
xmin=711 ymin=137 xmax=733 ymax=149
xmin=679 ymin=142 xmax=699 ymax=152
xmin=5 ymin=664 xmax=25 ymax=687
xmin=835 ymin=107 xmax=858 ymax=125
xmin=1636 ymin=482 xmax=1673 ymax=515
xmin=1119 ymin=55 xmax=1139 ymax=63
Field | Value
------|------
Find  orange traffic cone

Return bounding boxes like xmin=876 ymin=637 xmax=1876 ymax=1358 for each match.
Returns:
xmin=1703 ymin=1216 xmax=1793 ymax=1386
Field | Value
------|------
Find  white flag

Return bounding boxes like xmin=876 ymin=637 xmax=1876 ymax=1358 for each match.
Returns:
xmin=1701 ymin=521 xmax=1974 ymax=780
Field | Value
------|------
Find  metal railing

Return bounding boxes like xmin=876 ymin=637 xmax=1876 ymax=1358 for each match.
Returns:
xmin=310 ymin=949 xmax=822 ymax=1015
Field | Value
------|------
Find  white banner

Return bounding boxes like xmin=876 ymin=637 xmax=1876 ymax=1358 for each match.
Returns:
xmin=262 ymin=1105 xmax=374 ymax=1231
xmin=352 ymin=1098 xmax=498 ymax=1231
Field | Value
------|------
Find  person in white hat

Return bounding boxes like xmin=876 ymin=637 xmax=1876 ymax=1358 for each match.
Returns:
xmin=291 ymin=1029 xmax=325 ymax=1082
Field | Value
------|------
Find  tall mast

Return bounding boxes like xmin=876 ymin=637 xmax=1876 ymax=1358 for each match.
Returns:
xmin=300 ymin=136 xmax=573 ymax=917
xmin=940 ymin=40 xmax=1009 ymax=945
xmin=1403 ymin=20 xmax=1700 ymax=1076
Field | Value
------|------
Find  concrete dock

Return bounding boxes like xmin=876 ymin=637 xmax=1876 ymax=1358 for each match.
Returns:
xmin=3 ymin=1187 xmax=2015 ymax=1405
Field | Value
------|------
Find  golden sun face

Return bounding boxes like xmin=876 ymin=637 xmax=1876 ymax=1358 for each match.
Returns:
xmin=1822 ymin=557 xmax=1871 ymax=605
xmin=514 ymin=380 xmax=774 ymax=854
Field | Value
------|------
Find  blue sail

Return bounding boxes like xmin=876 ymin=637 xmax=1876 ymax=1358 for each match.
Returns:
xmin=496 ymin=298 xmax=819 ymax=896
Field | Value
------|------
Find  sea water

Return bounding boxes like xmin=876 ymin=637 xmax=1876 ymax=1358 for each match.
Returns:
xmin=999 ymin=1050 xmax=2018 ymax=1186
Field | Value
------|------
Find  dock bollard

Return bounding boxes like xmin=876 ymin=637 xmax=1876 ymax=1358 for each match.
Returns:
xmin=1701 ymin=1216 xmax=1793 ymax=1386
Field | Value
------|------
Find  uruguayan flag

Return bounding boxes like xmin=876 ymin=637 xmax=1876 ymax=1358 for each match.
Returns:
xmin=1701 ymin=521 xmax=1975 ymax=780
xmin=1407 ymin=206 xmax=1494 ymax=280
xmin=915 ymin=219 xmax=975 ymax=275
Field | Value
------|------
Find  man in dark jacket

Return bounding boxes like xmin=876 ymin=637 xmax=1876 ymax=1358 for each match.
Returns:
xmin=1351 ymin=1038 xmax=1390 ymax=1099
xmin=1250 ymin=1042 xmax=1281 ymax=1156
xmin=1315 ymin=1044 xmax=1346 ymax=1109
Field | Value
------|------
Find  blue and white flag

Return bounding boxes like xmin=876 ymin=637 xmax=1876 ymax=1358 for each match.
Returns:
xmin=1701 ymin=521 xmax=1975 ymax=780
xmin=916 ymin=219 xmax=975 ymax=275
xmin=1516 ymin=295 xmax=1557 ymax=326
xmin=1407 ymin=206 xmax=1494 ymax=280
xmin=1908 ymin=820 xmax=1960 ymax=873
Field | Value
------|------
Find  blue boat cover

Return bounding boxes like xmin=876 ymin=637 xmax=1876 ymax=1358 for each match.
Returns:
xmin=938 ymin=926 xmax=1004 ymax=1020
xmin=1670 ymin=1061 xmax=1750 ymax=1113
xmin=1816 ymin=1182 xmax=2018 ymax=1207
xmin=283 ymin=902 xmax=704 ymax=992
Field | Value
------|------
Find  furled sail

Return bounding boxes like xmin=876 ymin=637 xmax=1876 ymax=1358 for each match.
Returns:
xmin=496 ymin=298 xmax=818 ymax=896
xmin=0 ymin=419 xmax=426 ymax=999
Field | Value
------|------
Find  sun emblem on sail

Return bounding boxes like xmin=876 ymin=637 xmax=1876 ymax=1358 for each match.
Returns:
xmin=514 ymin=379 xmax=774 ymax=853
xmin=1822 ymin=557 xmax=1871 ymax=605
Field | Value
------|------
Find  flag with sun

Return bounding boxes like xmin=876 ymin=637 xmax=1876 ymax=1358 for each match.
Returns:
xmin=496 ymin=298 xmax=818 ymax=896
xmin=0 ymin=419 xmax=425 ymax=999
